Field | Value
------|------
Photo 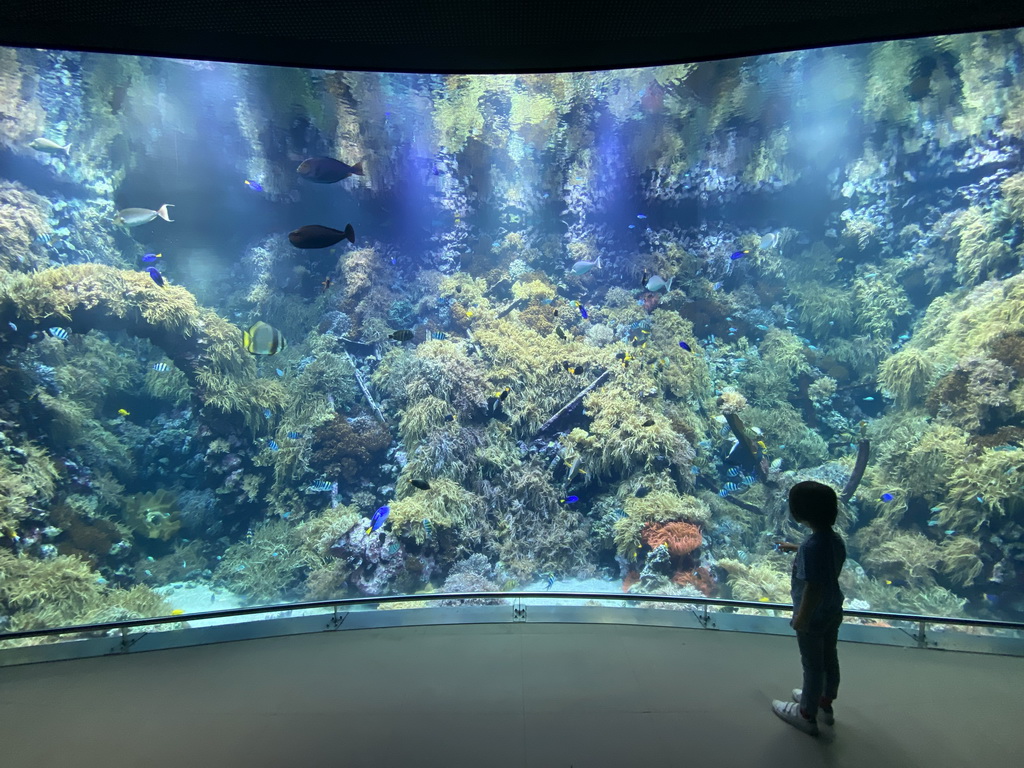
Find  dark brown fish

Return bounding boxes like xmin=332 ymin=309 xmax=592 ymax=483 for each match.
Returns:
xmin=389 ymin=329 xmax=414 ymax=342
xmin=411 ymin=479 xmax=431 ymax=491
xmin=297 ymin=157 xmax=364 ymax=184
xmin=288 ymin=224 xmax=355 ymax=249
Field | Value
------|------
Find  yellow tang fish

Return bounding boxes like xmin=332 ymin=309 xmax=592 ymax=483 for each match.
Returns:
xmin=757 ymin=597 xmax=770 ymax=602
xmin=117 ymin=408 xmax=130 ymax=417
xmin=170 ymin=609 xmax=185 ymax=616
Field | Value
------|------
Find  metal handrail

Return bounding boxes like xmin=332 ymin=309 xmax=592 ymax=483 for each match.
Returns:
xmin=2 ymin=590 xmax=1021 ymax=643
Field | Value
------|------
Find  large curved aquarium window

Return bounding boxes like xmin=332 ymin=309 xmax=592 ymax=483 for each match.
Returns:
xmin=1 ymin=30 xmax=1023 ymax=645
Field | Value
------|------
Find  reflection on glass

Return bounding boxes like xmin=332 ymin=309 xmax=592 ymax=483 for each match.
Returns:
xmin=0 ymin=32 xmax=1022 ymax=645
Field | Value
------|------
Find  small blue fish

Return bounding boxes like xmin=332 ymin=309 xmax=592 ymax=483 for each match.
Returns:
xmin=944 ymin=530 xmax=956 ymax=536
xmin=309 ymin=480 xmax=334 ymax=492
xmin=977 ymin=496 xmax=984 ymax=503
xmin=366 ymin=505 xmax=390 ymax=534
xmin=576 ymin=302 xmax=588 ymax=319
xmin=928 ymin=520 xmax=940 ymax=526
xmin=276 ymin=368 xmax=284 ymax=377
xmin=263 ymin=408 xmax=272 ymax=419
xmin=728 ymin=327 xmax=738 ymax=333
xmin=244 ymin=180 xmax=263 ymax=191
xmin=863 ymin=397 xmax=875 ymax=401
xmin=730 ymin=250 xmax=748 ymax=260
xmin=929 ymin=506 xmax=943 ymax=512
xmin=145 ymin=266 xmax=165 ymax=287
xmin=636 ymin=214 xmax=647 ymax=219
xmin=881 ymin=493 xmax=894 ymax=502
xmin=679 ymin=341 xmax=692 ymax=352
xmin=719 ymin=482 xmax=741 ymax=496
xmin=48 ymin=327 xmax=69 ymax=340
xmin=7 ymin=322 xmax=16 ymax=331
xmin=755 ymin=324 xmax=769 ymax=331
xmin=431 ymin=331 xmax=448 ymax=340
xmin=690 ymin=466 xmax=700 ymax=474
xmin=267 ymin=440 xmax=279 ymax=451
xmin=286 ymin=431 xmax=303 ymax=439
xmin=142 ymin=253 xmax=161 ymax=263
xmin=152 ymin=362 xmax=170 ymax=372
xmin=711 ymin=281 xmax=723 ymax=290
xmin=628 ymin=224 xmax=636 ymax=229
xmin=422 ymin=518 xmax=434 ymax=537
xmin=562 ymin=495 xmax=579 ymax=504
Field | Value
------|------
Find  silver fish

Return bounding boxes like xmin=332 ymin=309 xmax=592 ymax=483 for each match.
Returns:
xmin=28 ymin=137 xmax=71 ymax=156
xmin=570 ymin=255 xmax=601 ymax=275
xmin=759 ymin=232 xmax=778 ymax=249
xmin=114 ymin=204 xmax=174 ymax=228
xmin=646 ymin=275 xmax=674 ymax=292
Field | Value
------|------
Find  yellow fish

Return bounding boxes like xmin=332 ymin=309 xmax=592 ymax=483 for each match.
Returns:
xmin=466 ymin=309 xmax=474 ymax=317
xmin=242 ymin=321 xmax=286 ymax=355
xmin=758 ymin=597 xmax=770 ymax=602
xmin=170 ymin=609 xmax=185 ymax=616
xmin=757 ymin=440 xmax=768 ymax=451
xmin=117 ymin=408 xmax=130 ymax=416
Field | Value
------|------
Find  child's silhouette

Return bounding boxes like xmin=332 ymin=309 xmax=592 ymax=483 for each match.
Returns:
xmin=772 ymin=480 xmax=847 ymax=736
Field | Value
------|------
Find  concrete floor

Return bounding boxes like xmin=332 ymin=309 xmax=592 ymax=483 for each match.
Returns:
xmin=0 ymin=622 xmax=1020 ymax=767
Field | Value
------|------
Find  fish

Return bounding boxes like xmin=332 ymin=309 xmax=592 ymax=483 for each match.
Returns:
xmin=387 ymin=541 xmax=401 ymax=555
xmin=28 ymin=137 xmax=71 ymax=156
xmin=276 ymin=369 xmax=285 ymax=377
xmin=562 ymin=361 xmax=586 ymax=376
xmin=760 ymin=232 xmax=778 ymax=249
xmin=289 ymin=223 xmax=356 ymax=249
xmin=117 ymin=408 xmax=130 ymax=416
xmin=636 ymin=214 xmax=647 ymax=220
xmin=296 ymin=157 xmax=364 ymax=184
xmin=863 ymin=396 xmax=875 ymax=401
xmin=444 ymin=414 xmax=456 ymax=422
xmin=646 ymin=275 xmax=673 ymax=292
xmin=170 ymin=609 xmax=186 ymax=616
xmin=545 ymin=574 xmax=556 ymax=589
xmin=366 ymin=505 xmax=390 ymax=534
xmin=243 ymin=180 xmax=263 ymax=191
xmin=757 ymin=597 xmax=770 ymax=603
xmin=422 ymin=518 xmax=434 ymax=537
xmin=555 ymin=327 xmax=567 ymax=340
xmin=679 ymin=341 xmax=692 ymax=352
xmin=7 ymin=322 xmax=16 ymax=331
xmin=880 ymin=493 xmax=894 ymax=502
xmin=114 ymin=204 xmax=174 ymax=227
xmin=242 ymin=321 xmax=287 ymax=355
xmin=48 ymin=327 xmax=69 ymax=340
xmin=142 ymin=253 xmax=162 ymax=263
xmin=719 ymin=482 xmax=741 ymax=496
xmin=730 ymin=250 xmax=748 ymax=260
xmin=411 ymin=479 xmax=431 ymax=491
xmin=321 ymin=277 xmax=332 ymax=292
xmin=151 ymin=362 xmax=170 ymax=372
xmin=264 ymin=408 xmax=273 ymax=419
xmin=641 ymin=418 xmax=655 ymax=427
xmin=145 ymin=267 xmax=165 ymax=287
xmin=576 ymin=302 xmax=588 ymax=319
xmin=286 ymin=431 xmax=303 ymax=439
xmin=634 ymin=486 xmax=651 ymax=498
xmin=309 ymin=480 xmax=334 ymax=492
xmin=430 ymin=331 xmax=448 ymax=340
xmin=561 ymin=495 xmax=579 ymax=504
xmin=389 ymin=329 xmax=414 ymax=342
xmin=727 ymin=467 xmax=742 ymax=477
xmin=486 ymin=390 xmax=510 ymax=420
xmin=570 ymin=255 xmax=602 ymax=275
xmin=267 ymin=440 xmax=280 ymax=451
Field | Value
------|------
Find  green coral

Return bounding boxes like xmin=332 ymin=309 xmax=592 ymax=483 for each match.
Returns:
xmin=717 ymin=556 xmax=791 ymax=603
xmin=121 ymin=489 xmax=182 ymax=541
xmin=215 ymin=519 xmax=309 ymax=603
xmin=387 ymin=478 xmax=484 ymax=546
xmin=0 ymin=437 xmax=58 ymax=531
xmin=852 ymin=272 xmax=912 ymax=338
xmin=0 ymin=181 xmax=51 ymax=273
xmin=949 ymin=206 xmax=1013 ymax=285
xmin=878 ymin=347 xmax=934 ymax=405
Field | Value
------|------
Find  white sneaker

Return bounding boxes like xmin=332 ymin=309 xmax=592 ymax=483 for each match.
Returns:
xmin=792 ymin=688 xmax=835 ymax=725
xmin=772 ymin=699 xmax=819 ymax=735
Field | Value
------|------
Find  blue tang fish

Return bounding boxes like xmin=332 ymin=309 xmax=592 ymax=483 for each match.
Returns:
xmin=244 ymin=180 xmax=263 ymax=191
xmin=142 ymin=253 xmax=161 ymax=263
xmin=730 ymin=250 xmax=748 ymax=260
xmin=366 ymin=505 xmax=390 ymax=534
xmin=145 ymin=267 xmax=165 ymax=287
xmin=576 ymin=302 xmax=588 ymax=319
xmin=880 ymin=493 xmax=894 ymax=502
xmin=679 ymin=341 xmax=692 ymax=352
xmin=561 ymin=495 xmax=579 ymax=504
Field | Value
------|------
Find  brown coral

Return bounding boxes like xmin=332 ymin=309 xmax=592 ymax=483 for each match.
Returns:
xmin=310 ymin=415 xmax=391 ymax=481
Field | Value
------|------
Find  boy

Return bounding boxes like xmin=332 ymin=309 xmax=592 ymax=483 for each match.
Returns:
xmin=772 ymin=480 xmax=846 ymax=736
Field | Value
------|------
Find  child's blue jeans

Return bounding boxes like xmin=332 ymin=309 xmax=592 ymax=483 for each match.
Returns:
xmin=796 ymin=612 xmax=843 ymax=719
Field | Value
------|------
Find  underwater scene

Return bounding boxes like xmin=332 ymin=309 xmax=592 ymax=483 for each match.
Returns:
xmin=1 ymin=29 xmax=1024 ymax=644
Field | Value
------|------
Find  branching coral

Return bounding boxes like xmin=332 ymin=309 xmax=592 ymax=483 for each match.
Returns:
xmin=717 ymin=556 xmax=791 ymax=603
xmin=878 ymin=347 xmax=934 ymax=405
xmin=386 ymin=477 xmax=485 ymax=545
xmin=949 ymin=206 xmax=1013 ymax=285
xmin=0 ymin=438 xmax=58 ymax=530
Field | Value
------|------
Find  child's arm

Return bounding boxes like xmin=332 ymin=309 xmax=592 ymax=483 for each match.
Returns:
xmin=791 ymin=581 xmax=823 ymax=631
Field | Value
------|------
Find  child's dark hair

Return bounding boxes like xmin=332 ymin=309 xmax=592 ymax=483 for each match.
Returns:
xmin=788 ymin=480 xmax=839 ymax=528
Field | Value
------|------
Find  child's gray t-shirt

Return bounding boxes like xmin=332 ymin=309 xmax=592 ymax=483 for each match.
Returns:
xmin=791 ymin=530 xmax=847 ymax=620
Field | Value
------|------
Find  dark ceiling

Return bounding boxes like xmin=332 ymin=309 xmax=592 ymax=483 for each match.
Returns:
xmin=2 ymin=0 xmax=1023 ymax=73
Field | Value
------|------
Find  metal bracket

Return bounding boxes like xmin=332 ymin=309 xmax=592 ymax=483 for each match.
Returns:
xmin=897 ymin=620 xmax=936 ymax=649
xmin=328 ymin=607 xmax=348 ymax=630
xmin=117 ymin=627 xmax=146 ymax=653
xmin=691 ymin=604 xmax=714 ymax=629
xmin=512 ymin=599 xmax=527 ymax=622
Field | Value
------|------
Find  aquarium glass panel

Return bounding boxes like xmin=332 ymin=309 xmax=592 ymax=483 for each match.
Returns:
xmin=1 ymin=31 xmax=1023 ymax=642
